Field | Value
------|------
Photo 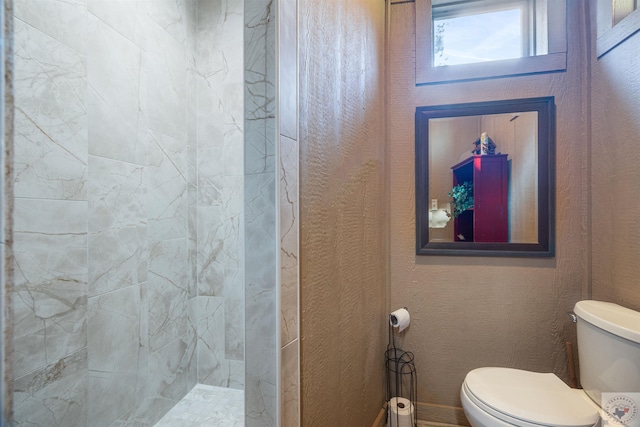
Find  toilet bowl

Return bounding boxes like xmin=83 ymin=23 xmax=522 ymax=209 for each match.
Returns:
xmin=460 ymin=301 xmax=640 ymax=427
xmin=460 ymin=367 xmax=600 ymax=427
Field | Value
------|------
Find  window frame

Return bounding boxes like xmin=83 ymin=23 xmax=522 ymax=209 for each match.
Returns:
xmin=416 ymin=0 xmax=567 ymax=85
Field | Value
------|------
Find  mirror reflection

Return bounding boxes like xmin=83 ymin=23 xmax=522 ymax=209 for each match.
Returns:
xmin=415 ymin=97 xmax=555 ymax=257
xmin=428 ymin=111 xmax=538 ymax=243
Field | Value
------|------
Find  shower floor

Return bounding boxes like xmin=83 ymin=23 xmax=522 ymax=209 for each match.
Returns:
xmin=154 ymin=384 xmax=244 ymax=427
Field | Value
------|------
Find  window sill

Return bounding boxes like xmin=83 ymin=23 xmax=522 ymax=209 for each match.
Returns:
xmin=417 ymin=53 xmax=567 ymax=85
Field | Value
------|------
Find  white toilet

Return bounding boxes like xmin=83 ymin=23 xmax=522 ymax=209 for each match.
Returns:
xmin=460 ymin=300 xmax=640 ymax=427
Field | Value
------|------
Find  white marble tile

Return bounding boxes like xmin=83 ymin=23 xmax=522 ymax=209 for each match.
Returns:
xmin=186 ymin=69 xmax=198 ymax=187
xmin=15 ymin=0 xmax=88 ymax=54
xmin=88 ymin=156 xmax=147 ymax=297
xmin=11 ymin=1 xmax=266 ymax=426
xmin=244 ymin=5 xmax=280 ymax=427
xmin=150 ymin=129 xmax=187 ymax=176
xmin=265 ymin=14 xmax=277 ymax=120
xmin=13 ymin=19 xmax=88 ymax=201
xmin=245 ymin=285 xmax=276 ymax=380
xmin=245 ymin=173 xmax=276 ymax=260
xmin=196 ymin=73 xmax=224 ymax=149
xmin=280 ymin=135 xmax=298 ymax=346
xmin=244 ymin=118 xmax=276 ymax=175
xmin=192 ymin=296 xmax=245 ymax=387
xmin=227 ymin=359 xmax=245 ymax=390
xmin=88 ymin=221 xmax=148 ymax=296
xmin=221 ymin=0 xmax=245 ymax=87
xmin=187 ymin=297 xmax=198 ymax=386
xmin=12 ymin=296 xmax=46 ymax=379
xmin=245 ymin=372 xmax=276 ymax=427
xmin=223 ymin=82 xmax=245 ymax=177
xmin=147 ymin=18 xmax=187 ymax=140
xmin=13 ymin=199 xmax=88 ymax=379
xmin=87 ymin=285 xmax=143 ymax=427
xmin=222 ymin=175 xmax=244 ymax=269
xmin=87 ymin=14 xmax=147 ymax=165
xmin=196 ymin=1 xmax=224 ymax=78
xmin=13 ymin=350 xmax=88 ymax=427
xmin=8 ymin=1 xmax=270 ymax=426
xmin=146 ymin=0 xmax=191 ymax=48
xmin=185 ymin=330 xmax=198 ymax=397
xmin=88 ymin=372 xmax=137 ymax=427
xmin=245 ymin=287 xmax=276 ymax=420
xmin=194 ymin=0 xmax=250 ymax=403
xmin=87 ymin=0 xmax=149 ymax=49
xmin=244 ymin=0 xmax=271 ymax=77
xmin=185 ymin=1 xmax=198 ymax=68
xmin=196 ymin=206 xmax=224 ymax=296
xmin=244 ymin=165 xmax=277 ymax=427
xmin=197 ymin=144 xmax=224 ymax=207
xmin=138 ymin=44 xmax=150 ymax=161
xmin=188 ymin=201 xmax=198 ymax=299
xmin=110 ymin=282 xmax=151 ymax=426
xmin=198 ymin=357 xmax=245 ymax=392
xmin=154 ymin=384 xmax=243 ymax=427
xmin=224 ymin=268 xmax=244 ymax=361
xmin=88 ymin=156 xmax=147 ymax=229
xmin=88 ymin=285 xmax=142 ymax=372
xmin=244 ymin=0 xmax=270 ymax=127
xmin=149 ymin=130 xmax=188 ymax=183
xmin=148 ymin=130 xmax=188 ymax=241
xmin=278 ymin=0 xmax=298 ymax=140
xmin=143 ymin=335 xmax=191 ymax=425
xmin=148 ymin=239 xmax=189 ymax=352
xmin=196 ymin=296 xmax=242 ymax=388
xmin=88 ymin=223 xmax=148 ymax=292
xmin=266 ymin=117 xmax=277 ymax=167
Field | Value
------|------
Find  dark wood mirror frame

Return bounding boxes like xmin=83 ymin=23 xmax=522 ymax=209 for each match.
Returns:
xmin=416 ymin=97 xmax=555 ymax=257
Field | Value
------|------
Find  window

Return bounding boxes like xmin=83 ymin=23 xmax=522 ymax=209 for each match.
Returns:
xmin=433 ymin=0 xmax=535 ymax=67
xmin=596 ymin=0 xmax=640 ymax=56
xmin=415 ymin=0 xmax=567 ymax=84
xmin=613 ymin=0 xmax=637 ymax=26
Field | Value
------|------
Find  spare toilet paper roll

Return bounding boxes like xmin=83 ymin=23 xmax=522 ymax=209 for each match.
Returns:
xmin=389 ymin=308 xmax=410 ymax=332
xmin=388 ymin=397 xmax=414 ymax=427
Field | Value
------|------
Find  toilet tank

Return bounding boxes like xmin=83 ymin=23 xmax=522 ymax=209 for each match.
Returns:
xmin=574 ymin=300 xmax=640 ymax=406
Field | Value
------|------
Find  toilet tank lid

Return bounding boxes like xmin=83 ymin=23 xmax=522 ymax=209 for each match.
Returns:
xmin=574 ymin=300 xmax=640 ymax=344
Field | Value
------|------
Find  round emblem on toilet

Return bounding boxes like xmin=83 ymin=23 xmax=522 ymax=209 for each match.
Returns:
xmin=602 ymin=393 xmax=639 ymax=426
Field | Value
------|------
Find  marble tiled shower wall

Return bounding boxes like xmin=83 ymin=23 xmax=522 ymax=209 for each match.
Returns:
xmin=194 ymin=0 xmax=245 ymax=391
xmin=1 ymin=0 xmax=8 ymax=419
xmin=278 ymin=0 xmax=300 ymax=426
xmin=10 ymin=1 xmax=245 ymax=425
xmin=244 ymin=0 xmax=277 ymax=425
xmin=244 ymin=0 xmax=300 ymax=424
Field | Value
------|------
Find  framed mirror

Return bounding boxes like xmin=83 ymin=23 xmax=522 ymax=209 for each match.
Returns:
xmin=415 ymin=97 xmax=555 ymax=257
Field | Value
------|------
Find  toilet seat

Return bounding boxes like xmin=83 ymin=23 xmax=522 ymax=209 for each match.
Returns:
xmin=463 ymin=368 xmax=600 ymax=427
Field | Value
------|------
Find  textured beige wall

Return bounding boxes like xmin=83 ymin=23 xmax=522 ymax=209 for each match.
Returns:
xmin=298 ymin=0 xmax=388 ymax=425
xmin=591 ymin=7 xmax=640 ymax=311
xmin=388 ymin=1 xmax=590 ymax=414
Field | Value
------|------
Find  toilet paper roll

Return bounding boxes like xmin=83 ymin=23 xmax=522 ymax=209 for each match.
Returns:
xmin=388 ymin=397 xmax=414 ymax=427
xmin=389 ymin=308 xmax=410 ymax=332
